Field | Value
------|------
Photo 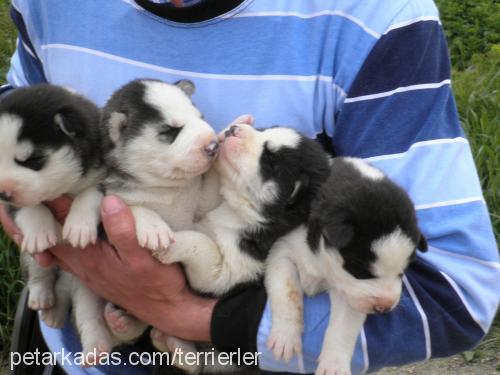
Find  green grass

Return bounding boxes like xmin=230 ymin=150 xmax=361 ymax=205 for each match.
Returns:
xmin=0 ymin=0 xmax=498 ymax=367
xmin=452 ymin=46 xmax=500 ymax=237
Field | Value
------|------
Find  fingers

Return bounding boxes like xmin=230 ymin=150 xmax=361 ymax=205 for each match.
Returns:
xmin=101 ymin=196 xmax=147 ymax=263
xmin=45 ymin=195 xmax=73 ymax=223
xmin=33 ymin=252 xmax=56 ymax=268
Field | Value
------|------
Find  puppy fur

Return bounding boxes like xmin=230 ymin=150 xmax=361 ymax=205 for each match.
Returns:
xmin=265 ymin=157 xmax=427 ymax=375
xmin=101 ymin=79 xmax=221 ymax=344
xmin=151 ymin=119 xmax=332 ymax=373
xmin=0 ymin=84 xmax=113 ymax=365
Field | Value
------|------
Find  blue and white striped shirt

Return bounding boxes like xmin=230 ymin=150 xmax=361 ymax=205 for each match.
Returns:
xmin=3 ymin=0 xmax=499 ymax=374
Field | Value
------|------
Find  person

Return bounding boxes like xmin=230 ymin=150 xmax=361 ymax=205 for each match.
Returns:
xmin=1 ymin=0 xmax=499 ymax=373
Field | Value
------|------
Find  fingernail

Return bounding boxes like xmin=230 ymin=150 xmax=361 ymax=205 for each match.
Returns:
xmin=12 ymin=234 xmax=22 ymax=245
xmin=102 ymin=196 xmax=126 ymax=215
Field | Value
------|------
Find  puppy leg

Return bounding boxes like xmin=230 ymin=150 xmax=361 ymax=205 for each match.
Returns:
xmin=22 ymin=252 xmax=57 ymax=310
xmin=104 ymin=302 xmax=148 ymax=343
xmin=72 ymin=278 xmax=114 ymax=367
xmin=40 ymin=271 xmax=72 ymax=328
xmin=130 ymin=206 xmax=174 ymax=251
xmin=315 ymin=290 xmax=366 ymax=375
xmin=153 ymin=231 xmax=224 ymax=294
xmin=62 ymin=186 xmax=103 ymax=248
xmin=15 ymin=205 xmax=59 ymax=254
xmin=150 ymin=329 xmax=201 ymax=375
xmin=265 ymin=255 xmax=303 ymax=363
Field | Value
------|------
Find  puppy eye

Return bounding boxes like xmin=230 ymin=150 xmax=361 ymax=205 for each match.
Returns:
xmin=398 ymin=273 xmax=404 ymax=278
xmin=158 ymin=125 xmax=182 ymax=143
xmin=15 ymin=154 xmax=46 ymax=171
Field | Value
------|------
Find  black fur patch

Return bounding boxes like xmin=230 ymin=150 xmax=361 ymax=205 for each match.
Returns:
xmin=101 ymin=79 xmax=185 ymax=147
xmin=238 ymin=133 xmax=331 ymax=261
xmin=0 ymin=84 xmax=102 ymax=174
xmin=307 ymin=157 xmax=425 ymax=279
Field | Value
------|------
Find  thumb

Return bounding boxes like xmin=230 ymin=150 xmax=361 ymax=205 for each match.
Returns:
xmin=101 ymin=195 xmax=143 ymax=260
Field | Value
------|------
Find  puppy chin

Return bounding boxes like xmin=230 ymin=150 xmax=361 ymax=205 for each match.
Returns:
xmin=216 ymin=148 xmax=241 ymax=177
xmin=169 ymin=159 xmax=213 ymax=180
xmin=7 ymin=194 xmax=43 ymax=208
xmin=345 ymin=297 xmax=377 ymax=314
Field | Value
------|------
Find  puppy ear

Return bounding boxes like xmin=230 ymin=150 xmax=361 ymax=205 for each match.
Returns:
xmin=174 ymin=79 xmax=195 ymax=97
xmin=323 ymin=220 xmax=354 ymax=250
xmin=229 ymin=114 xmax=254 ymax=127
xmin=288 ymin=173 xmax=310 ymax=205
xmin=107 ymin=112 xmax=128 ymax=144
xmin=54 ymin=105 xmax=85 ymax=139
xmin=418 ymin=232 xmax=428 ymax=252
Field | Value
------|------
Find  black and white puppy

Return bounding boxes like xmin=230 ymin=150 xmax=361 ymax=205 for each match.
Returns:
xmin=151 ymin=119 xmax=332 ymax=373
xmin=0 ymin=85 xmax=113 ymax=365
xmin=100 ymin=79 xmax=221 ymax=342
xmin=265 ymin=157 xmax=428 ymax=375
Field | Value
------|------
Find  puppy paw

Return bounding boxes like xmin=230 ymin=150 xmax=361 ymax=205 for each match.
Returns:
xmin=150 ymin=329 xmax=196 ymax=353
xmin=315 ymin=357 xmax=351 ymax=375
xmin=151 ymin=244 xmax=179 ymax=265
xmin=104 ymin=302 xmax=146 ymax=342
xmin=267 ymin=321 xmax=302 ymax=363
xmin=21 ymin=225 xmax=58 ymax=254
xmin=81 ymin=340 xmax=112 ymax=368
xmin=28 ymin=286 xmax=55 ymax=310
xmin=62 ymin=216 xmax=98 ymax=248
xmin=40 ymin=306 xmax=68 ymax=328
xmin=135 ymin=215 xmax=174 ymax=251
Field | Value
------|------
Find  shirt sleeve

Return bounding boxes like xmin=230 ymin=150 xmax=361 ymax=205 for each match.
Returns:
xmin=4 ymin=3 xmax=47 ymax=89
xmin=256 ymin=12 xmax=499 ymax=375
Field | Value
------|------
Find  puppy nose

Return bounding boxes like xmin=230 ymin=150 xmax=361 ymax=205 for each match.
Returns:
xmin=374 ymin=305 xmax=391 ymax=314
xmin=224 ymin=125 xmax=240 ymax=138
xmin=0 ymin=191 xmax=12 ymax=202
xmin=204 ymin=141 xmax=219 ymax=158
xmin=373 ymin=297 xmax=397 ymax=313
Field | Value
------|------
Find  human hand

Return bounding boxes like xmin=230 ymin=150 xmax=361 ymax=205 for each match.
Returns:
xmin=48 ymin=195 xmax=216 ymax=342
xmin=0 ymin=195 xmax=216 ymax=342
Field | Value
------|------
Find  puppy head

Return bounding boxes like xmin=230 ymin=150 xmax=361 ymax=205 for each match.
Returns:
xmin=0 ymin=85 xmax=99 ymax=206
xmin=216 ymin=117 xmax=331 ymax=224
xmin=102 ymin=79 xmax=217 ymax=185
xmin=308 ymin=157 xmax=427 ymax=314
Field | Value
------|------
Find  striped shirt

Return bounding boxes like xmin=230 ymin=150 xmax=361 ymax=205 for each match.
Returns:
xmin=2 ymin=0 xmax=499 ymax=374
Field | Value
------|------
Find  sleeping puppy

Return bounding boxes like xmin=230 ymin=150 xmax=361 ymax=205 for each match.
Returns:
xmin=0 ymin=84 xmax=113 ymax=365
xmin=265 ymin=157 xmax=428 ymax=375
xmin=151 ymin=120 xmax=332 ymax=373
xmin=100 ymin=78 xmax=221 ymax=342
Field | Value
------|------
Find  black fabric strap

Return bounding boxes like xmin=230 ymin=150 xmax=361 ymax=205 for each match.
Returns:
xmin=210 ymin=282 xmax=267 ymax=354
xmin=134 ymin=0 xmax=246 ymax=23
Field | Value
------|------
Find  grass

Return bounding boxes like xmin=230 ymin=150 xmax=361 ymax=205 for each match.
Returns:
xmin=0 ymin=0 xmax=498 ymax=368
xmin=451 ymin=46 xmax=500 ymax=237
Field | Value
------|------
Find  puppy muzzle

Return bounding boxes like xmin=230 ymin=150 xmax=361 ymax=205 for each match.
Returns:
xmin=204 ymin=141 xmax=219 ymax=158
xmin=224 ymin=125 xmax=241 ymax=138
xmin=0 ymin=190 xmax=13 ymax=203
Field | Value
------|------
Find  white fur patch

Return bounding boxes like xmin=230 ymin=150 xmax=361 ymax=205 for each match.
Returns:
xmin=15 ymin=141 xmax=34 ymax=162
xmin=0 ymin=113 xmax=22 ymax=160
xmin=371 ymin=227 xmax=414 ymax=278
xmin=142 ymin=80 xmax=201 ymax=125
xmin=262 ymin=127 xmax=301 ymax=152
xmin=344 ymin=157 xmax=384 ymax=180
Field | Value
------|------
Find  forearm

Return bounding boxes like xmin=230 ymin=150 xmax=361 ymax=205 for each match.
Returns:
xmin=151 ymin=291 xmax=217 ymax=343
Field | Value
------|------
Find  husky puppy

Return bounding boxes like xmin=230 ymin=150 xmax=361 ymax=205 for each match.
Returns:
xmin=151 ymin=120 xmax=332 ymax=373
xmin=265 ymin=157 xmax=428 ymax=375
xmin=101 ymin=79 xmax=221 ymax=342
xmin=0 ymin=84 xmax=113 ymax=365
